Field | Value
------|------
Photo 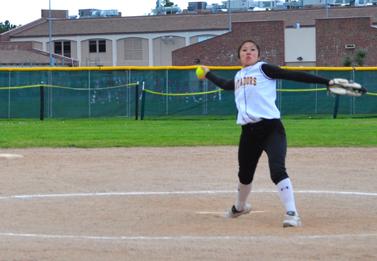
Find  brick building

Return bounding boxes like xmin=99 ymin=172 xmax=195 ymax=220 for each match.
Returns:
xmin=173 ymin=16 xmax=377 ymax=66
xmin=316 ymin=17 xmax=377 ymax=66
xmin=172 ymin=21 xmax=286 ymax=66
xmin=1 ymin=7 xmax=377 ymax=66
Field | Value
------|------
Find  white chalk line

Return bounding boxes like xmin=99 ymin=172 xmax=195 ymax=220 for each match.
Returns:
xmin=0 ymin=190 xmax=376 ymax=201
xmin=0 ymin=232 xmax=376 ymax=242
xmin=0 ymin=153 xmax=24 ymax=159
xmin=0 ymin=190 xmax=376 ymax=243
xmin=196 ymin=210 xmax=266 ymax=215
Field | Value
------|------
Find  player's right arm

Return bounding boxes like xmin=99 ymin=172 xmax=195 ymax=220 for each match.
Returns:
xmin=200 ymin=65 xmax=234 ymax=90
xmin=205 ymin=71 xmax=235 ymax=90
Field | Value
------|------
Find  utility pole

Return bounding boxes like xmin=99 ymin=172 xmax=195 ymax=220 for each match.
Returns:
xmin=325 ymin=0 xmax=329 ymax=18
xmin=48 ymin=0 xmax=53 ymax=66
xmin=228 ymin=0 xmax=232 ymax=32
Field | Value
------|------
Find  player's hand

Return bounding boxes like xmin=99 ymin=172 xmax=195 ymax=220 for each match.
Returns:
xmin=201 ymin=66 xmax=210 ymax=75
xmin=196 ymin=65 xmax=210 ymax=80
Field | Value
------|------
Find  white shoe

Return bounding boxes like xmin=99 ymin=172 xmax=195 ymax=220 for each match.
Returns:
xmin=283 ymin=211 xmax=302 ymax=227
xmin=225 ymin=203 xmax=252 ymax=218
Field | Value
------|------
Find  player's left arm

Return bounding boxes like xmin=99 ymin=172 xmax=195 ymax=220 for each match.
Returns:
xmin=261 ymin=63 xmax=367 ymax=96
xmin=261 ymin=63 xmax=330 ymax=85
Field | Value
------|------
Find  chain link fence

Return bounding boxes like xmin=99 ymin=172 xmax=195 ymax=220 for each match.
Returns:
xmin=0 ymin=66 xmax=376 ymax=119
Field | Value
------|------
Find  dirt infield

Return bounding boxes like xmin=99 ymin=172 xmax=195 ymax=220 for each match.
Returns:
xmin=0 ymin=147 xmax=376 ymax=261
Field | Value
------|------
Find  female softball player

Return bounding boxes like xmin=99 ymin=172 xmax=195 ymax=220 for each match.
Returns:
xmin=199 ymin=40 xmax=334 ymax=227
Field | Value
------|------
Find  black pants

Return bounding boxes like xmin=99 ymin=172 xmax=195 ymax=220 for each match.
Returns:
xmin=238 ymin=119 xmax=289 ymax=185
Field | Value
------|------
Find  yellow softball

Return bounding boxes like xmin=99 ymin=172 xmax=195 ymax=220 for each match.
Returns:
xmin=196 ymin=66 xmax=206 ymax=80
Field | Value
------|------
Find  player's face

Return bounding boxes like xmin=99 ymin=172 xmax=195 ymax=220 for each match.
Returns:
xmin=239 ymin=42 xmax=260 ymax=67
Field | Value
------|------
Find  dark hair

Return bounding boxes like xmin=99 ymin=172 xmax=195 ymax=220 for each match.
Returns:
xmin=237 ymin=40 xmax=260 ymax=59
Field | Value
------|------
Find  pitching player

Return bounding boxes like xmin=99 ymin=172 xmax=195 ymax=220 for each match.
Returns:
xmin=199 ymin=40 xmax=334 ymax=227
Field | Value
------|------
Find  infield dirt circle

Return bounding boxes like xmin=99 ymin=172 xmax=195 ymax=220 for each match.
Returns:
xmin=0 ymin=147 xmax=376 ymax=260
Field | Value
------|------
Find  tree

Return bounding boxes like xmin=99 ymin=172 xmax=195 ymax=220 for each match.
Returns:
xmin=343 ymin=49 xmax=367 ymax=67
xmin=342 ymin=56 xmax=352 ymax=67
xmin=0 ymin=20 xmax=17 ymax=33
xmin=354 ymin=49 xmax=367 ymax=66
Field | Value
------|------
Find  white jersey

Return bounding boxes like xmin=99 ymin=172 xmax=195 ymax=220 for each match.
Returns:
xmin=234 ymin=61 xmax=280 ymax=125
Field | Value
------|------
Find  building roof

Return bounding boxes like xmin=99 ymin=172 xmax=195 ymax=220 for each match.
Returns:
xmin=2 ymin=6 xmax=377 ymax=39
xmin=0 ymin=49 xmax=51 ymax=64
xmin=0 ymin=41 xmax=78 ymax=66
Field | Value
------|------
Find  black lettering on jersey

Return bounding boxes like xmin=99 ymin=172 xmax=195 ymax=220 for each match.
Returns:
xmin=235 ymin=76 xmax=257 ymax=90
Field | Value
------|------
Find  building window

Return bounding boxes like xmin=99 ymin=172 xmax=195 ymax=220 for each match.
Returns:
xmin=54 ymin=42 xmax=62 ymax=54
xmin=89 ymin=40 xmax=97 ymax=52
xmin=54 ymin=41 xmax=71 ymax=57
xmin=63 ymin=41 xmax=71 ymax=57
xmin=89 ymin=40 xmax=107 ymax=53
xmin=124 ymin=38 xmax=143 ymax=60
xmin=98 ymin=40 xmax=106 ymax=52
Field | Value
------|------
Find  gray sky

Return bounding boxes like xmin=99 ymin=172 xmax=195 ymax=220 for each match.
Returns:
xmin=2 ymin=0 xmax=219 ymax=26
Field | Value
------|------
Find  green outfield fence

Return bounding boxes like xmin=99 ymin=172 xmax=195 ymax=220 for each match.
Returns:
xmin=0 ymin=66 xmax=376 ymax=119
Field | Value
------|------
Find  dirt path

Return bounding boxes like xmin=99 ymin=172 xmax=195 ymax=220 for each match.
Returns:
xmin=0 ymin=147 xmax=376 ymax=260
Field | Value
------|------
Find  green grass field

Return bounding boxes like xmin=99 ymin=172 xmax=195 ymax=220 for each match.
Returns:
xmin=0 ymin=116 xmax=376 ymax=148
